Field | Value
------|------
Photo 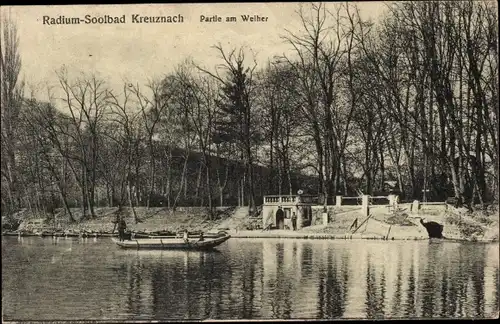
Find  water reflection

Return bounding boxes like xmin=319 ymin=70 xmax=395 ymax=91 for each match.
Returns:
xmin=316 ymin=247 xmax=349 ymax=318
xmin=2 ymin=237 xmax=499 ymax=320
xmin=365 ymin=253 xmax=385 ymax=318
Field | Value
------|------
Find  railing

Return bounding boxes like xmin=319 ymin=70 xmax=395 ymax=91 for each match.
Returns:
xmin=264 ymin=194 xmax=394 ymax=206
xmin=420 ymin=202 xmax=448 ymax=205
xmin=265 ymin=194 xmax=448 ymax=209
xmin=263 ymin=195 xmax=318 ymax=205
xmin=300 ymin=196 xmax=318 ymax=204
xmin=335 ymin=195 xmax=393 ymax=206
xmin=414 ymin=201 xmax=449 ymax=211
xmin=264 ymin=196 xmax=282 ymax=203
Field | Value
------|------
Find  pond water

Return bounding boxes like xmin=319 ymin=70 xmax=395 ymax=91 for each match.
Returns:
xmin=2 ymin=236 xmax=499 ymax=320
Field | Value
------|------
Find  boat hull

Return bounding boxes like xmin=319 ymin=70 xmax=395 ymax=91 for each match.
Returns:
xmin=134 ymin=231 xmax=229 ymax=240
xmin=112 ymin=234 xmax=231 ymax=250
xmin=2 ymin=231 xmax=119 ymax=238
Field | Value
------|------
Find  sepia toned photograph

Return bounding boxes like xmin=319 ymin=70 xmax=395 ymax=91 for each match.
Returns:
xmin=1 ymin=1 xmax=499 ymax=321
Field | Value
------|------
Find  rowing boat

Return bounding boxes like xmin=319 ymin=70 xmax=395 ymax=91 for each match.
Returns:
xmin=2 ymin=231 xmax=119 ymax=238
xmin=112 ymin=233 xmax=231 ymax=250
xmin=132 ymin=231 xmax=229 ymax=239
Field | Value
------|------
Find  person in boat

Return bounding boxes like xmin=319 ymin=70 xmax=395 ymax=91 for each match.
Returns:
xmin=198 ymin=232 xmax=205 ymax=242
xmin=118 ymin=217 xmax=127 ymax=242
xmin=291 ymin=212 xmax=297 ymax=231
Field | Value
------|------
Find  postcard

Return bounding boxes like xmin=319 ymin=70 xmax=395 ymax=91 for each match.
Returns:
xmin=1 ymin=2 xmax=498 ymax=322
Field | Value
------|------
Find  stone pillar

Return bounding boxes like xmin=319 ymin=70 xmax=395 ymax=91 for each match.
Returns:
xmin=322 ymin=211 xmax=329 ymax=225
xmin=336 ymin=196 xmax=342 ymax=207
xmin=361 ymin=195 xmax=370 ymax=217
xmin=388 ymin=194 xmax=397 ymax=211
xmin=412 ymin=200 xmax=420 ymax=213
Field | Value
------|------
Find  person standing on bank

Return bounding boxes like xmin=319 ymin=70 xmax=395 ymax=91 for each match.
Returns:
xmin=291 ymin=212 xmax=297 ymax=231
xmin=118 ymin=217 xmax=127 ymax=242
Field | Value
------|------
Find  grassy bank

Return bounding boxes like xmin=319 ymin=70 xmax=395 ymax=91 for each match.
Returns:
xmin=3 ymin=204 xmax=498 ymax=242
xmin=443 ymin=205 xmax=499 ymax=241
xmin=4 ymin=206 xmax=260 ymax=234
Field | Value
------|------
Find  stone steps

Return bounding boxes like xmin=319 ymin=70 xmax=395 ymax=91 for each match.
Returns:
xmin=214 ymin=206 xmax=250 ymax=231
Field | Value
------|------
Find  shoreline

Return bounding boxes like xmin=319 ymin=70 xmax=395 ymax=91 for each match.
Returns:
xmin=3 ymin=230 xmax=498 ymax=243
xmin=4 ymin=205 xmax=498 ymax=244
xmin=214 ymin=229 xmax=498 ymax=242
xmin=229 ymin=234 xmax=498 ymax=243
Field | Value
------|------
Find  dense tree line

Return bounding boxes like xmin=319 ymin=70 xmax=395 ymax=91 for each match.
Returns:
xmin=1 ymin=1 xmax=498 ymax=222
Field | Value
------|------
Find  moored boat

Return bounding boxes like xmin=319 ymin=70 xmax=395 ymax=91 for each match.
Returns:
xmin=133 ymin=230 xmax=229 ymax=239
xmin=2 ymin=230 xmax=119 ymax=238
xmin=2 ymin=231 xmax=40 ymax=237
xmin=112 ymin=233 xmax=231 ymax=250
xmin=2 ymin=231 xmax=21 ymax=236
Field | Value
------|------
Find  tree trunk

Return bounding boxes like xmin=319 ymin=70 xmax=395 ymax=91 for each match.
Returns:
xmin=147 ymin=140 xmax=155 ymax=209
xmin=173 ymin=154 xmax=189 ymax=210
xmin=195 ymin=162 xmax=203 ymax=202
xmin=205 ymin=158 xmax=213 ymax=219
xmin=127 ymin=181 xmax=138 ymax=224
xmin=81 ymin=166 xmax=88 ymax=219
xmin=58 ymin=186 xmax=74 ymax=222
xmin=217 ymin=163 xmax=229 ymax=207
xmin=166 ymin=148 xmax=172 ymax=208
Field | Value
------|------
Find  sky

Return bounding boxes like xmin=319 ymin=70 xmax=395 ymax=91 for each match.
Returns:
xmin=3 ymin=2 xmax=389 ymax=100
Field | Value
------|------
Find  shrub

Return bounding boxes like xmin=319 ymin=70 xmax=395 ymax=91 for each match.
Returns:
xmin=459 ymin=223 xmax=484 ymax=238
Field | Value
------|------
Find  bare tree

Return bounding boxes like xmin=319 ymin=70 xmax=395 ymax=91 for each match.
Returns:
xmin=280 ymin=3 xmax=362 ymax=206
xmin=196 ymin=44 xmax=259 ymax=213
xmin=55 ymin=68 xmax=111 ymax=218
xmin=1 ymin=12 xmax=23 ymax=213
xmin=107 ymin=84 xmax=142 ymax=223
xmin=174 ymin=64 xmax=220 ymax=217
xmin=128 ymin=79 xmax=173 ymax=208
